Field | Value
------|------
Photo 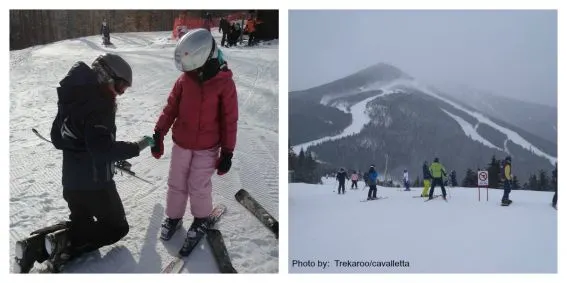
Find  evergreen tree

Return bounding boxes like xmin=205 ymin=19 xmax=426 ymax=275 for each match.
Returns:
xmin=528 ymin=174 xmax=538 ymax=190
xmin=462 ymin=168 xmax=477 ymax=187
xmin=487 ymin=155 xmax=500 ymax=188
xmin=538 ymin=170 xmax=549 ymax=191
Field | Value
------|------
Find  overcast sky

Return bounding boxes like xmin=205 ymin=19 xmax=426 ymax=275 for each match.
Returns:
xmin=289 ymin=10 xmax=557 ymax=107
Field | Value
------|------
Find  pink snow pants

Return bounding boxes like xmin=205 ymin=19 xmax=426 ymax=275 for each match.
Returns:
xmin=165 ymin=143 xmax=219 ymax=219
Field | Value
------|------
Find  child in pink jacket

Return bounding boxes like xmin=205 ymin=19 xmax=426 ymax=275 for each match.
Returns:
xmin=151 ymin=29 xmax=238 ymax=242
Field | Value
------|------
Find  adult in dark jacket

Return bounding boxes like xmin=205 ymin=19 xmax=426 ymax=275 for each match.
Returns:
xmin=219 ymin=17 xmax=231 ymax=47
xmin=101 ymin=19 xmax=110 ymax=45
xmin=44 ymin=54 xmax=153 ymax=271
xmin=336 ymin=168 xmax=347 ymax=194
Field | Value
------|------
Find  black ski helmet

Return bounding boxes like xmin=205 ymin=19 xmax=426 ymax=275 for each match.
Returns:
xmin=92 ymin=53 xmax=133 ymax=87
xmin=434 ymin=157 xmax=439 ymax=162
xmin=505 ymin=156 xmax=511 ymax=162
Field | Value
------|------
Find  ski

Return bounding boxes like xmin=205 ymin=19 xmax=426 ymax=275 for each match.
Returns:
xmin=206 ymin=229 xmax=237 ymax=273
xmin=161 ymin=257 xmax=184 ymax=273
xmin=360 ymin=196 xmax=389 ymax=202
xmin=235 ymin=189 xmax=279 ymax=239
xmin=31 ymin=128 xmax=153 ymax=184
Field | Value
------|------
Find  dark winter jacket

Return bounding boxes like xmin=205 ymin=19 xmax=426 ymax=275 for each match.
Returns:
xmin=50 ymin=61 xmax=140 ymax=191
xmin=219 ymin=18 xmax=230 ymax=33
xmin=101 ymin=24 xmax=110 ymax=37
xmin=336 ymin=171 xmax=347 ymax=183
xmin=422 ymin=163 xmax=432 ymax=179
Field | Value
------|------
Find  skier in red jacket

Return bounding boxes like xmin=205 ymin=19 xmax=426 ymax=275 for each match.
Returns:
xmin=151 ymin=28 xmax=238 ymax=242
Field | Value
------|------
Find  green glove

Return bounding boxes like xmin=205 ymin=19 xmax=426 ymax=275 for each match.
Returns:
xmin=144 ymin=136 xmax=155 ymax=147
xmin=136 ymin=136 xmax=155 ymax=151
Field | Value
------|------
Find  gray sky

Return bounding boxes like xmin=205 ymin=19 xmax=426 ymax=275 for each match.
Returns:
xmin=289 ymin=10 xmax=557 ymax=107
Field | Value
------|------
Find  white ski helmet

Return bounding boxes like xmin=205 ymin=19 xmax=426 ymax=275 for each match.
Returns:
xmin=174 ymin=28 xmax=218 ymax=72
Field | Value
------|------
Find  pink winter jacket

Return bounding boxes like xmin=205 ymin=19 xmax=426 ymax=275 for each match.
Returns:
xmin=351 ymin=173 xmax=359 ymax=181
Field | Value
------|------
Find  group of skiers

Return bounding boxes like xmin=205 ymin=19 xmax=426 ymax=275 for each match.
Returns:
xmin=218 ymin=13 xmax=261 ymax=47
xmin=15 ymin=28 xmax=238 ymax=273
xmin=334 ymin=165 xmax=379 ymax=200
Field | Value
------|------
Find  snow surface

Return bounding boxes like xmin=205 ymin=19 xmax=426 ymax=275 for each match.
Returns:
xmin=292 ymin=88 xmax=399 ymax=154
xmin=441 ymin=109 xmax=501 ymax=151
xmin=9 ymin=31 xmax=278 ymax=273
xmin=289 ymin=178 xmax=557 ymax=273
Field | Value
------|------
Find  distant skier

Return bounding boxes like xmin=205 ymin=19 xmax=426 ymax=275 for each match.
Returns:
xmin=101 ymin=19 xmax=111 ymax=45
xmin=363 ymin=171 xmax=369 ymax=188
xmin=350 ymin=171 xmax=359 ymax=189
xmin=336 ymin=168 xmax=347 ymax=194
xmin=402 ymin=169 xmax=410 ymax=191
xmin=428 ymin=157 xmax=447 ymax=200
xmin=500 ymin=156 xmax=513 ymax=206
xmin=245 ymin=14 xmax=257 ymax=46
xmin=14 ymin=53 xmax=154 ymax=273
xmin=552 ymin=162 xmax=557 ymax=209
xmin=152 ymin=29 xmax=238 ymax=242
xmin=219 ymin=17 xmax=230 ymax=47
xmin=367 ymin=165 xmax=379 ymax=200
xmin=421 ymin=161 xmax=431 ymax=197
xmin=450 ymin=170 xmax=458 ymax=187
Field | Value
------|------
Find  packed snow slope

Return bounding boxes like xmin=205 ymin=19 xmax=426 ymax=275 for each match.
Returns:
xmin=9 ymin=31 xmax=278 ymax=273
xmin=289 ymin=178 xmax=556 ymax=273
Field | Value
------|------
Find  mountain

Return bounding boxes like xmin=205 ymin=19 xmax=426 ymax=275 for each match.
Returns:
xmin=289 ymin=63 xmax=557 ymax=184
xmin=431 ymin=83 xmax=557 ymax=143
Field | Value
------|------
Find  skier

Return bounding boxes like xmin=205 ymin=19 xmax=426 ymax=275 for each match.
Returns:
xmin=14 ymin=53 xmax=154 ymax=273
xmin=219 ymin=17 xmax=231 ymax=47
xmin=403 ymin=169 xmax=410 ymax=191
xmin=245 ymin=14 xmax=257 ymax=46
xmin=421 ymin=161 xmax=431 ymax=197
xmin=552 ymin=162 xmax=557 ymax=209
xmin=350 ymin=171 xmax=359 ymax=189
xmin=100 ymin=19 xmax=111 ymax=45
xmin=363 ymin=171 xmax=369 ymax=188
xmin=336 ymin=168 xmax=347 ymax=194
xmin=367 ymin=165 xmax=379 ymax=200
xmin=428 ymin=157 xmax=447 ymax=200
xmin=450 ymin=170 xmax=458 ymax=187
xmin=150 ymin=29 xmax=238 ymax=242
xmin=500 ymin=156 xmax=513 ymax=206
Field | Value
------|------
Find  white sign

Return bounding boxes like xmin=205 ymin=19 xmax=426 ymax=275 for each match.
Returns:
xmin=478 ymin=170 xmax=489 ymax=187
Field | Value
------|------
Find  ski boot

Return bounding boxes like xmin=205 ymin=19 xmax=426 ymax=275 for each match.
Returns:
xmin=160 ymin=217 xmax=183 ymax=241
xmin=44 ymin=228 xmax=72 ymax=273
xmin=13 ymin=222 xmax=68 ymax=273
xmin=179 ymin=217 xmax=210 ymax=257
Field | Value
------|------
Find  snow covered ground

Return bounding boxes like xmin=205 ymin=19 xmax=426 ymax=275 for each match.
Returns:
xmin=9 ymin=31 xmax=278 ymax=273
xmin=289 ymin=177 xmax=557 ymax=273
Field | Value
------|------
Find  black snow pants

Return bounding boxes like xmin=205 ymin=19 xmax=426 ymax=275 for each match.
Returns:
xmin=368 ymin=185 xmax=377 ymax=199
xmin=428 ymin=177 xmax=447 ymax=198
xmin=63 ymin=186 xmax=129 ymax=257
xmin=351 ymin=180 xmax=358 ymax=189
xmin=338 ymin=181 xmax=346 ymax=194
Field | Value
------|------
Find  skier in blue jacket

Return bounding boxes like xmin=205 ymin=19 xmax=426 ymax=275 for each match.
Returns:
xmin=367 ymin=165 xmax=379 ymax=200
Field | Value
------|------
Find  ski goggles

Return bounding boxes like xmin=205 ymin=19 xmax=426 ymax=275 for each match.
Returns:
xmin=113 ymin=78 xmax=130 ymax=95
